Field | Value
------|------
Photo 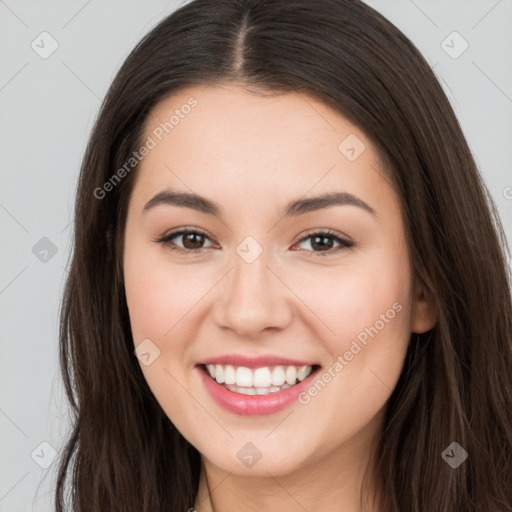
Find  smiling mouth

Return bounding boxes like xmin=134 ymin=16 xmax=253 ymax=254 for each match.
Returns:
xmin=200 ymin=363 xmax=321 ymax=396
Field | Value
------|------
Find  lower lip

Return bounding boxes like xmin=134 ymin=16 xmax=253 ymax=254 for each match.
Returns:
xmin=197 ymin=365 xmax=318 ymax=416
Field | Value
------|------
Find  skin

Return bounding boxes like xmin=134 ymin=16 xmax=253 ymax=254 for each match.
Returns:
xmin=122 ymin=83 xmax=437 ymax=512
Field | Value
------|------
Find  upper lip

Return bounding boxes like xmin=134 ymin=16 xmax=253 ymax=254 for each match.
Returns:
xmin=197 ymin=354 xmax=319 ymax=368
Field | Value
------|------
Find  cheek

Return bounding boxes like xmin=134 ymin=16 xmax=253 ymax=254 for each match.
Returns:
xmin=287 ymin=256 xmax=411 ymax=350
xmin=124 ymin=238 xmax=206 ymax=343
xmin=319 ymin=254 xmax=413 ymax=400
xmin=123 ymin=243 xmax=203 ymax=423
xmin=303 ymin=254 xmax=413 ymax=407
xmin=126 ymin=271 xmax=196 ymax=339
xmin=292 ymin=256 xmax=412 ymax=442
xmin=125 ymin=242 xmax=412 ymax=352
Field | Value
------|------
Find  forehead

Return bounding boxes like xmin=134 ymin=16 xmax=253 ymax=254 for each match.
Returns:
xmin=131 ymin=83 xmax=392 ymax=216
xmin=144 ymin=83 xmax=363 ymax=156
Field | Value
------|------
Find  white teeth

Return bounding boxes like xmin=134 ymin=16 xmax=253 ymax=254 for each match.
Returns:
xmin=285 ymin=366 xmax=297 ymax=386
xmin=238 ymin=386 xmax=256 ymax=395
xmin=235 ymin=366 xmax=254 ymax=387
xmin=214 ymin=364 xmax=224 ymax=384
xmin=205 ymin=363 xmax=315 ymax=394
xmin=226 ymin=384 xmax=256 ymax=395
xmin=297 ymin=365 xmax=312 ymax=382
xmin=253 ymin=367 xmax=272 ymax=387
xmin=271 ymin=366 xmax=286 ymax=386
xmin=224 ymin=365 xmax=236 ymax=385
xmin=226 ymin=383 xmax=293 ymax=395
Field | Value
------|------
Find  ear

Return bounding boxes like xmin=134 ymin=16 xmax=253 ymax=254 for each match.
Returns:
xmin=411 ymin=278 xmax=437 ymax=333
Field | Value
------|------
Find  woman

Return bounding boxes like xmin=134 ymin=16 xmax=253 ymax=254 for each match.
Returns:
xmin=55 ymin=0 xmax=512 ymax=510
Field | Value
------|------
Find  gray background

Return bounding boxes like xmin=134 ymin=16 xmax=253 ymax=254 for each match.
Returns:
xmin=1 ymin=1 xmax=511 ymax=510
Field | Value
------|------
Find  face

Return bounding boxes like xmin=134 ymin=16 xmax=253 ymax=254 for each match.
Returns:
xmin=122 ymin=83 xmax=436 ymax=478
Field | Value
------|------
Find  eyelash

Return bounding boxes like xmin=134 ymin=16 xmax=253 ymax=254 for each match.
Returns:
xmin=153 ymin=227 xmax=354 ymax=258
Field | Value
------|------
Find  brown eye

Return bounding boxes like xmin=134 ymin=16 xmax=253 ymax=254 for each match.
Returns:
xmin=155 ymin=228 xmax=215 ymax=255
xmin=294 ymin=229 xmax=354 ymax=257
xmin=154 ymin=228 xmax=354 ymax=257
xmin=180 ymin=231 xmax=206 ymax=249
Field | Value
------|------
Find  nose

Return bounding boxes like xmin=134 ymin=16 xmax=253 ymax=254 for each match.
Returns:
xmin=214 ymin=249 xmax=293 ymax=338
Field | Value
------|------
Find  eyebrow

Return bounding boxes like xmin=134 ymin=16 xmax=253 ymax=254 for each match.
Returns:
xmin=143 ymin=188 xmax=376 ymax=218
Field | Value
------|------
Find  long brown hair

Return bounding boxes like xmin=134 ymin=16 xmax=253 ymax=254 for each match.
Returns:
xmin=55 ymin=0 xmax=512 ymax=510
